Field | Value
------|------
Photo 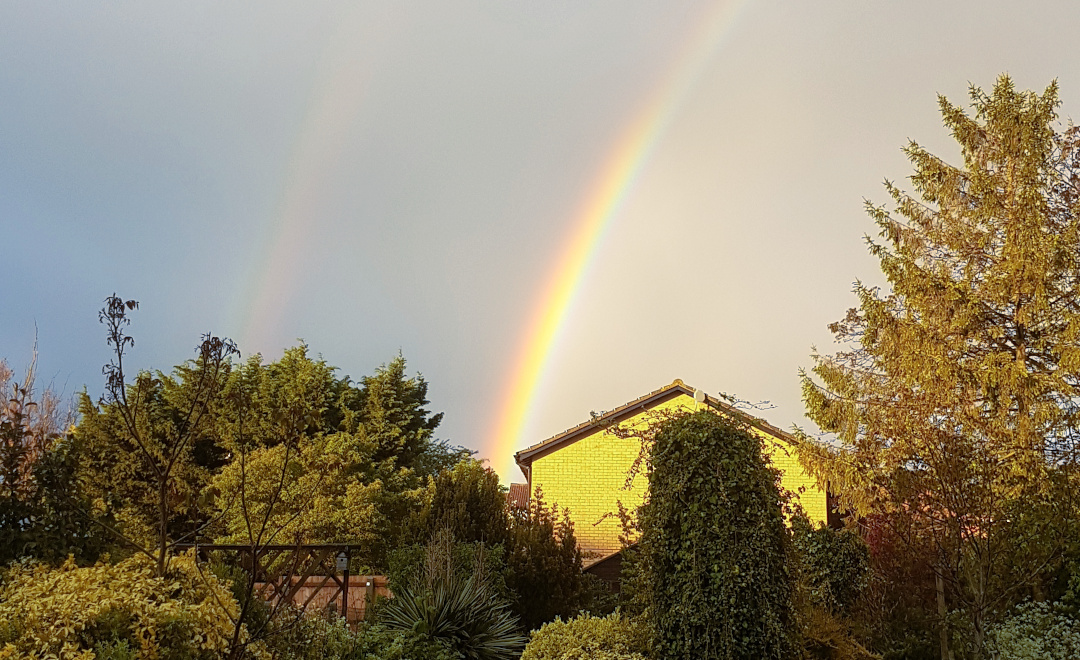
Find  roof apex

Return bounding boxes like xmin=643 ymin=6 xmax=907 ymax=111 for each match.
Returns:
xmin=512 ymin=379 xmax=793 ymax=478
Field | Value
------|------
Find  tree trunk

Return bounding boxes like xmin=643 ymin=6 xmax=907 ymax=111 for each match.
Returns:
xmin=937 ymin=572 xmax=953 ymax=660
xmin=158 ymin=477 xmax=168 ymax=577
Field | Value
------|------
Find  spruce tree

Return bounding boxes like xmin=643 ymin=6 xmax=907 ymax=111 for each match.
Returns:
xmin=800 ymin=76 xmax=1080 ymax=654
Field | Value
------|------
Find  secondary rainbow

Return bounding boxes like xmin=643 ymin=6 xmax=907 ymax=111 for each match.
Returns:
xmin=488 ymin=0 xmax=752 ymax=481
xmin=237 ymin=6 xmax=378 ymax=354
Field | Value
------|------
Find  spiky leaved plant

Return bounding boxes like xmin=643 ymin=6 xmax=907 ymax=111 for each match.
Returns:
xmin=380 ymin=528 xmax=526 ymax=660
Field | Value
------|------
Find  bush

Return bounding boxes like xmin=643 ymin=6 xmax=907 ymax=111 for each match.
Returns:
xmin=506 ymin=489 xmax=586 ymax=631
xmin=641 ymin=410 xmax=796 ymax=659
xmin=0 ymin=553 xmax=247 ymax=660
xmin=380 ymin=529 xmax=526 ymax=660
xmin=421 ymin=462 xmax=592 ymax=631
xmin=387 ymin=538 xmax=513 ymax=606
xmin=792 ymin=516 xmax=870 ymax=614
xmin=267 ymin=616 xmax=456 ymax=660
xmin=985 ymin=601 xmax=1080 ymax=660
xmin=800 ymin=607 xmax=879 ymax=660
xmin=521 ymin=612 xmax=649 ymax=660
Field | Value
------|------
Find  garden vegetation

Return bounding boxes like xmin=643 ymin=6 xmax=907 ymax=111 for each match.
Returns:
xmin=4 ymin=74 xmax=1080 ymax=660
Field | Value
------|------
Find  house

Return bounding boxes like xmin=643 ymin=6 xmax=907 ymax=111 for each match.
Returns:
xmin=513 ymin=379 xmax=832 ymax=561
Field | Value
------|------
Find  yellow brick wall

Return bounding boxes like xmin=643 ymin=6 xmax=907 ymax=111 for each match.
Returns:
xmin=530 ymin=393 xmax=828 ymax=558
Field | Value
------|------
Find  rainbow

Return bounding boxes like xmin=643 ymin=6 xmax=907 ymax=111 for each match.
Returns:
xmin=238 ymin=5 xmax=378 ymax=354
xmin=486 ymin=0 xmax=751 ymax=482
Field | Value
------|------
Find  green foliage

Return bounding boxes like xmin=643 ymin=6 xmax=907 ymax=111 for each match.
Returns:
xmin=0 ymin=357 xmax=108 ymax=565
xmin=360 ymin=354 xmax=466 ymax=476
xmin=506 ymin=488 xmax=587 ymax=631
xmin=410 ymin=467 xmax=599 ymax=631
xmin=75 ymin=296 xmax=238 ymax=575
xmin=791 ymin=518 xmax=875 ymax=659
xmin=427 ymin=460 xmax=510 ymax=546
xmin=985 ymin=601 xmax=1080 ymax=660
xmin=798 ymin=76 xmax=1080 ymax=654
xmin=641 ymin=410 xmax=796 ymax=659
xmin=266 ymin=617 xmax=456 ymax=660
xmin=379 ymin=529 xmax=527 ymax=660
xmin=853 ymin=514 xmax=939 ymax=660
xmin=206 ymin=349 xmax=463 ymax=570
xmin=521 ymin=612 xmax=649 ymax=660
xmin=387 ymin=538 xmax=513 ymax=607
xmin=800 ymin=607 xmax=880 ymax=660
xmin=0 ymin=553 xmax=249 ymax=660
xmin=792 ymin=517 xmax=870 ymax=615
xmin=94 ymin=638 xmax=138 ymax=660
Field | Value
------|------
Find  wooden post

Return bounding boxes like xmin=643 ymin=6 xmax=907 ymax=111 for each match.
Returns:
xmin=341 ymin=548 xmax=350 ymax=623
xmin=365 ymin=576 xmax=375 ymax=621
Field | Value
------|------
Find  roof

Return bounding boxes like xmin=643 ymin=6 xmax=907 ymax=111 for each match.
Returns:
xmin=506 ymin=483 xmax=529 ymax=511
xmin=514 ymin=379 xmax=795 ymax=478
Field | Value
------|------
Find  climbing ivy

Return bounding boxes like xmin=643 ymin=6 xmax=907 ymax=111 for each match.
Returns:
xmin=640 ymin=410 xmax=796 ymax=659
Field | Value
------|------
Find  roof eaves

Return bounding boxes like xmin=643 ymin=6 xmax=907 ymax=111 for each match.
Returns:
xmin=513 ymin=379 xmax=796 ymax=470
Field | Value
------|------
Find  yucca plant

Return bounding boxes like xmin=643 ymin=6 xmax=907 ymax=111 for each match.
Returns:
xmin=381 ymin=528 xmax=527 ymax=660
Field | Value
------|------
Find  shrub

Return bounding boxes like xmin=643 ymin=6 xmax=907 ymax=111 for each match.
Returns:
xmin=506 ymin=489 xmax=586 ymax=631
xmin=521 ymin=612 xmax=649 ymax=660
xmin=267 ymin=616 xmax=456 ymax=660
xmin=380 ymin=529 xmax=526 ymax=660
xmin=985 ymin=601 xmax=1080 ymax=660
xmin=387 ymin=537 xmax=513 ymax=606
xmin=0 ymin=553 xmax=247 ymax=659
xmin=641 ymin=410 xmax=796 ymax=659
xmin=792 ymin=516 xmax=870 ymax=615
xmin=800 ymin=607 xmax=879 ymax=660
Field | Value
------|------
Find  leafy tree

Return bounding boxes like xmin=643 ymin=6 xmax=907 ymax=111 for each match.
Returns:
xmin=76 ymin=296 xmax=237 ymax=576
xmin=799 ymin=76 xmax=1080 ymax=656
xmin=641 ymin=410 xmax=796 ymax=660
xmin=0 ymin=352 xmax=107 ymax=564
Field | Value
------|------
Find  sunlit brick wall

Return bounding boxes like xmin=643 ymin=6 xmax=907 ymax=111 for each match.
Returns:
xmin=529 ymin=393 xmax=828 ymax=559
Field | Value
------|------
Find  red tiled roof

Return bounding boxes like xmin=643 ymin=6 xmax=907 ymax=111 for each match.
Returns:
xmin=506 ymin=482 xmax=529 ymax=510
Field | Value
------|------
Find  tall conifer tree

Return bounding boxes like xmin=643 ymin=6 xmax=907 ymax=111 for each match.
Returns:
xmin=800 ymin=76 xmax=1080 ymax=654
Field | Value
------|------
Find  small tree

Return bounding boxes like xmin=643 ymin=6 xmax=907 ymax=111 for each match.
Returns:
xmin=641 ymin=410 xmax=795 ymax=659
xmin=0 ymin=351 xmax=105 ymax=564
xmin=78 ymin=295 xmax=237 ymax=576
xmin=505 ymin=488 xmax=587 ymax=631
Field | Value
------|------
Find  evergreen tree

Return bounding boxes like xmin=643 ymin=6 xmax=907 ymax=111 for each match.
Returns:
xmin=427 ymin=459 xmax=510 ymax=546
xmin=505 ymin=488 xmax=586 ymax=632
xmin=360 ymin=354 xmax=449 ymax=472
xmin=800 ymin=76 xmax=1080 ymax=655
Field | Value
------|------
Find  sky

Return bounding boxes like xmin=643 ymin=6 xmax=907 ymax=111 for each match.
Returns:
xmin=3 ymin=1 xmax=1080 ymax=482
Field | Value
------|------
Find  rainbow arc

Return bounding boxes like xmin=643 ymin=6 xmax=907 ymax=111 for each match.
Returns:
xmin=486 ymin=0 xmax=750 ymax=482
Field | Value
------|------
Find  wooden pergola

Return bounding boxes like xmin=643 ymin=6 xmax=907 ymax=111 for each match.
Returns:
xmin=175 ymin=543 xmax=375 ymax=620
